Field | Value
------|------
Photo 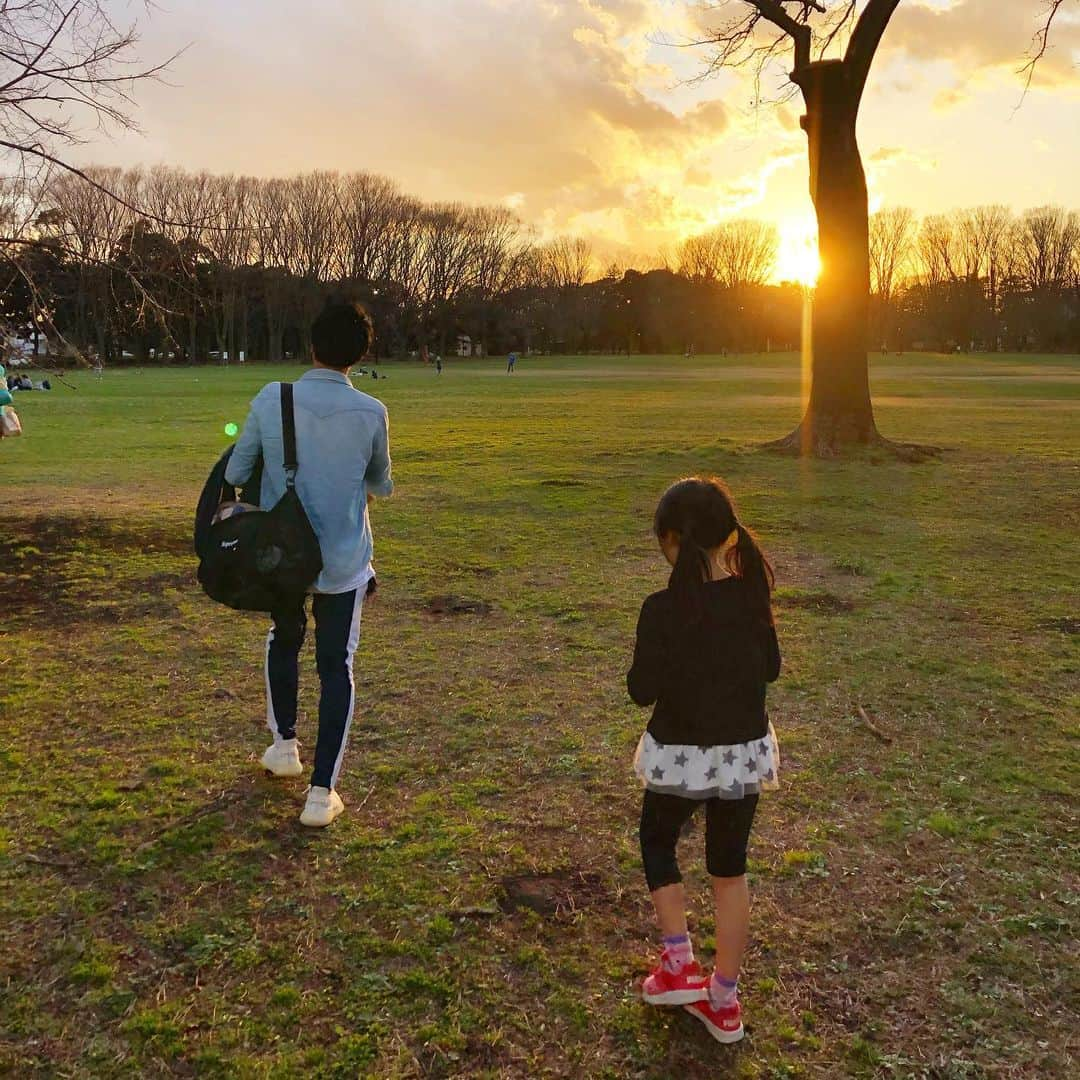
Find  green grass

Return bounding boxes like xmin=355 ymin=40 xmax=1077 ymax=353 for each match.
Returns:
xmin=1 ymin=351 xmax=1078 ymax=1077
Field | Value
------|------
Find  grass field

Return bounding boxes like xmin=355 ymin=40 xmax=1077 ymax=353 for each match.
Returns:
xmin=1 ymin=352 xmax=1078 ymax=1079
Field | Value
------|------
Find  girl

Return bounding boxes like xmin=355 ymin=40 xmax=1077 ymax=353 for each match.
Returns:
xmin=628 ymin=476 xmax=780 ymax=1044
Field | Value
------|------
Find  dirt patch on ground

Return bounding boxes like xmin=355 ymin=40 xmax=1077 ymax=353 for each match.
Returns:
xmin=497 ymin=871 xmax=608 ymax=917
xmin=2 ymin=515 xmax=191 ymax=626
xmin=426 ymin=595 xmax=494 ymax=616
xmin=775 ymin=590 xmax=856 ymax=614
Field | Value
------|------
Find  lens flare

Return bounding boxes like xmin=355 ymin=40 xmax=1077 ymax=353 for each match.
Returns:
xmin=776 ymin=214 xmax=820 ymax=287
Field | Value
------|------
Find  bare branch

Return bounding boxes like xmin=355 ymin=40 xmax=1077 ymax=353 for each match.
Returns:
xmin=689 ymin=1 xmax=866 ymax=98
xmin=1018 ymin=0 xmax=1068 ymax=103
xmin=845 ymin=0 xmax=902 ymax=106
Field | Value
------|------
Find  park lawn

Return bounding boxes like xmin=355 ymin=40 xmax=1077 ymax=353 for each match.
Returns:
xmin=0 ymin=352 xmax=1077 ymax=1078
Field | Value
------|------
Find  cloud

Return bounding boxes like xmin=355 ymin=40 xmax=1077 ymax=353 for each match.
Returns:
xmin=95 ymin=0 xmax=739 ymax=245
xmin=683 ymin=165 xmax=712 ymax=187
xmin=868 ymin=147 xmax=934 ymax=167
xmin=886 ymin=0 xmax=1080 ymax=90
xmin=933 ymin=86 xmax=970 ymax=111
xmin=77 ymin=0 xmax=1080 ymax=259
xmin=864 ymin=145 xmax=937 ymax=208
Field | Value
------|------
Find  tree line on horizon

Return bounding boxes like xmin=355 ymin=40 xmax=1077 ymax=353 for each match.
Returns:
xmin=3 ymin=165 xmax=1078 ymax=365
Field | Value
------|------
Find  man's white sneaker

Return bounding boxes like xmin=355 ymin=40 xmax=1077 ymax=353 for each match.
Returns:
xmin=300 ymin=786 xmax=345 ymax=828
xmin=260 ymin=739 xmax=304 ymax=777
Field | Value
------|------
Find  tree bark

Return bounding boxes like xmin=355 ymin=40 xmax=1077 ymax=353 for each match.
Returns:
xmin=777 ymin=60 xmax=878 ymax=454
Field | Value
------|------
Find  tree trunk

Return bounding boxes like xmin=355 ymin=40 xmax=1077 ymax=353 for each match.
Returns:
xmin=239 ymin=286 xmax=249 ymax=360
xmin=189 ymin=307 xmax=198 ymax=365
xmin=778 ymin=60 xmax=878 ymax=454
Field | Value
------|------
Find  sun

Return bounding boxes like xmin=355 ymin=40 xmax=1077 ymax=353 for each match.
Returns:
xmin=775 ymin=215 xmax=821 ymax=287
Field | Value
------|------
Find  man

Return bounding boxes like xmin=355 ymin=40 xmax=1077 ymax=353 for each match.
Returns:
xmin=225 ymin=301 xmax=393 ymax=827
xmin=507 ymin=351 xmax=517 ymax=374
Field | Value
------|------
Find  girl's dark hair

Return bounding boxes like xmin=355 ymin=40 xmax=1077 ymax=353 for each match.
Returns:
xmin=654 ymin=476 xmax=775 ymax=626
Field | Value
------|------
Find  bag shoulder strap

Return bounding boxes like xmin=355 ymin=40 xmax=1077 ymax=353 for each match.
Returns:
xmin=280 ymin=382 xmax=297 ymax=486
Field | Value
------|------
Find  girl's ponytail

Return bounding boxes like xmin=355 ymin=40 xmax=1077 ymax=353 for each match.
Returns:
xmin=654 ymin=475 xmax=774 ymax=628
xmin=728 ymin=522 xmax=775 ymax=627
xmin=669 ymin=527 xmax=711 ymax=625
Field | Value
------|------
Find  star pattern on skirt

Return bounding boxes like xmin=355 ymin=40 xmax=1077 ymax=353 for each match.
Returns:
xmin=639 ymin=732 xmax=779 ymax=798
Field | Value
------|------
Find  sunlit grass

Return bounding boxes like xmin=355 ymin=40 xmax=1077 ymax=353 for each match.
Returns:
xmin=2 ymin=351 xmax=1077 ymax=1077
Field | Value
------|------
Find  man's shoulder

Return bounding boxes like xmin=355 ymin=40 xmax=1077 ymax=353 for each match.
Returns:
xmin=251 ymin=381 xmax=282 ymax=407
xmin=296 ymin=376 xmax=387 ymax=418
xmin=345 ymin=386 xmax=389 ymax=417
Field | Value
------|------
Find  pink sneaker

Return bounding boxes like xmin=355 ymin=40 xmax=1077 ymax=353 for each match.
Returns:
xmin=641 ymin=955 xmax=710 ymax=1006
xmin=684 ymin=997 xmax=744 ymax=1043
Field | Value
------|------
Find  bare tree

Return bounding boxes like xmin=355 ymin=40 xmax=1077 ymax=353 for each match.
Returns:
xmin=868 ymin=206 xmax=913 ymax=348
xmin=203 ymin=174 xmax=256 ymax=363
xmin=1016 ymin=206 xmax=1079 ymax=290
xmin=467 ymin=206 xmax=529 ymax=299
xmin=251 ymin=177 xmax=293 ymax=363
xmin=915 ymin=214 xmax=958 ymax=289
xmin=689 ymin=0 xmax=1078 ymax=452
xmin=678 ymin=219 xmax=778 ymax=288
xmin=970 ymin=206 xmax=1014 ymax=313
xmin=869 ymin=207 xmax=913 ymax=302
xmin=0 ymin=1 xmax=178 ymax=362
xmin=694 ymin=0 xmax=906 ymax=453
xmin=539 ymin=236 xmax=595 ymax=289
xmin=333 ymin=172 xmax=406 ymax=284
xmin=0 ymin=2 xmax=172 ymax=183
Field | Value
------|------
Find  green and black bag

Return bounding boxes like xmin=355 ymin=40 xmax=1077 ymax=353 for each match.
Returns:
xmin=195 ymin=383 xmax=323 ymax=612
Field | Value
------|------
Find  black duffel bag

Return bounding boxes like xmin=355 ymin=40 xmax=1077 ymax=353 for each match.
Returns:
xmin=194 ymin=383 xmax=323 ymax=612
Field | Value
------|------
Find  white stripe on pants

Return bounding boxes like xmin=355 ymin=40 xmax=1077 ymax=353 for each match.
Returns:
xmin=329 ymin=590 xmax=364 ymax=788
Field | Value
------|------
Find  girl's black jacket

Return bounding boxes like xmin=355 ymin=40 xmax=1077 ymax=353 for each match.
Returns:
xmin=627 ymin=577 xmax=780 ymax=747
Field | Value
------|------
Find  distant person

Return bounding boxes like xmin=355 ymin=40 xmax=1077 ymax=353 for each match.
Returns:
xmin=507 ymin=351 xmax=517 ymax=374
xmin=225 ymin=301 xmax=393 ymax=828
xmin=628 ymin=476 xmax=780 ymax=1045
xmin=436 ymin=356 xmax=443 ymax=376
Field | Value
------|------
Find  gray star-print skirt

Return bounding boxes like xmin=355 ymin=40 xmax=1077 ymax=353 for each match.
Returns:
xmin=633 ymin=722 xmax=780 ymax=800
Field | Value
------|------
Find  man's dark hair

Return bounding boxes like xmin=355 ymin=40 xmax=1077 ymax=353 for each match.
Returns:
xmin=311 ymin=301 xmax=374 ymax=370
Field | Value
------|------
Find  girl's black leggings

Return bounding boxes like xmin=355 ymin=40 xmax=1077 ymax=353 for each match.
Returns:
xmin=640 ymin=790 xmax=759 ymax=891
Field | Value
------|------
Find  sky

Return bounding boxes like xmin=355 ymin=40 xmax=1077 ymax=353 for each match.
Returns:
xmin=81 ymin=1 xmax=1080 ymax=276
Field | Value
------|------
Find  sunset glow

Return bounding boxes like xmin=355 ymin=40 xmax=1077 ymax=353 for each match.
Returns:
xmin=77 ymin=1 xmax=1080 ymax=263
xmin=775 ymin=217 xmax=821 ymax=287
